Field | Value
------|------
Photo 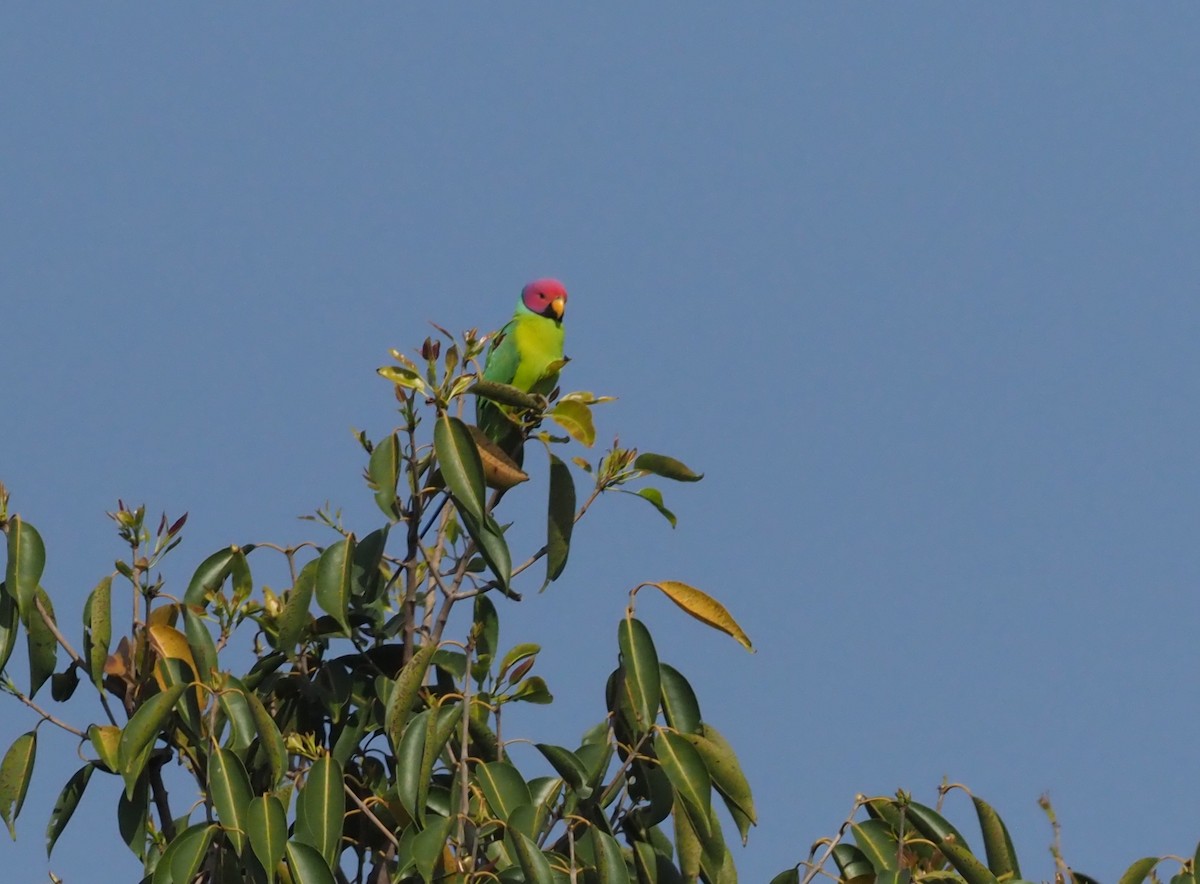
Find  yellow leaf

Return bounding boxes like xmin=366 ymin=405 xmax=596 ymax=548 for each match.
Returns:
xmin=549 ymin=400 xmax=595 ymax=447
xmin=147 ymin=603 xmax=179 ymax=628
xmin=148 ymin=623 xmax=204 ymax=705
xmin=377 ymin=365 xmax=428 ymax=393
xmin=647 ymin=581 xmax=754 ymax=652
xmin=88 ymin=724 xmax=121 ymax=772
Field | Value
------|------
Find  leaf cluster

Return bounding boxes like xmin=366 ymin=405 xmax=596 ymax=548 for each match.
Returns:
xmin=771 ymin=786 xmax=1200 ymax=884
xmin=0 ymin=327 xmax=752 ymax=884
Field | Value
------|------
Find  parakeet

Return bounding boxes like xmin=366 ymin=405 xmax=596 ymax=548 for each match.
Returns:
xmin=476 ymin=278 xmax=568 ymax=459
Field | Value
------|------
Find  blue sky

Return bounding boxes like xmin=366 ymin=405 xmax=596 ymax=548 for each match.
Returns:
xmin=4 ymin=6 xmax=1200 ymax=882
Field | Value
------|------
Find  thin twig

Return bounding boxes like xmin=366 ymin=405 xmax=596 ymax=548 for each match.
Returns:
xmin=800 ymin=798 xmax=866 ymax=884
xmin=344 ymin=783 xmax=401 ymax=850
xmin=8 ymin=688 xmax=85 ymax=737
xmin=35 ymin=596 xmax=86 ymax=668
xmin=418 ymin=543 xmax=455 ymax=600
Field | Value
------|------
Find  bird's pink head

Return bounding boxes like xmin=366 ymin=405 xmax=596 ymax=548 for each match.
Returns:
xmin=521 ymin=278 xmax=568 ymax=322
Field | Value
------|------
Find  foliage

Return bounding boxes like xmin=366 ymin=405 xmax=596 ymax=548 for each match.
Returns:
xmin=770 ymin=786 xmax=1200 ymax=884
xmin=0 ymin=325 xmax=754 ymax=883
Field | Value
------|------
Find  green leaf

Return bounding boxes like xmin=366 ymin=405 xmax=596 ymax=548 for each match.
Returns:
xmin=633 ymin=838 xmax=685 ymax=884
xmin=477 ymin=761 xmax=532 ymax=822
xmin=277 ymin=559 xmax=318 ymax=657
xmin=832 ymin=843 xmax=875 ymax=881
xmin=394 ymin=707 xmax=431 ymax=824
xmin=208 ymin=747 xmax=253 ymax=856
xmin=315 ymin=535 xmax=355 ymax=635
xmin=49 ymin=667 xmax=79 ymax=702
xmin=248 ymin=795 xmax=288 ymax=884
xmin=432 ymin=648 xmax=467 ymax=680
xmin=470 ymin=379 xmax=544 ymax=410
xmin=507 ymin=675 xmax=553 ymax=704
xmin=368 ymin=432 xmax=401 ymax=519
xmin=459 ymin=507 xmax=512 ymax=595
xmin=589 ymin=827 xmax=633 ymax=884
xmin=118 ymin=773 xmax=149 ymax=860
xmin=412 ymin=815 xmax=453 ymax=884
xmin=88 ymin=724 xmax=120 ymax=772
xmin=659 ymin=664 xmax=701 ymax=735
xmin=497 ymin=643 xmax=540 ymax=682
xmin=546 ymin=454 xmax=576 ymax=583
xmin=852 ymin=818 xmax=898 ymax=871
xmin=44 ymin=763 xmax=94 ymax=856
xmin=575 ymin=736 xmax=613 ymax=794
xmin=285 ymin=839 xmax=337 ymax=884
xmin=296 ymin=754 xmax=344 ymax=869
xmin=244 ymin=688 xmax=287 ymax=789
xmin=156 ymin=823 xmax=216 ymax=884
xmin=435 ymin=415 xmax=487 ymax=522
xmin=631 ymin=487 xmax=676 ymax=528
xmin=183 ymin=545 xmax=244 ymax=608
xmin=937 ymin=835 xmax=1000 ymax=884
xmin=385 ymin=642 xmax=436 ymax=752
xmin=183 ymin=607 xmax=218 ymax=686
xmin=1119 ymin=859 xmax=1161 ymax=884
xmin=156 ymin=657 xmax=202 ymax=738
xmin=0 ymin=731 xmax=37 ymax=838
xmin=618 ymin=618 xmax=660 ymax=731
xmin=118 ymin=684 xmax=186 ymax=799
xmin=82 ymin=576 xmax=113 ymax=691
xmin=549 ymin=399 xmax=595 ymax=447
xmin=26 ymin=586 xmax=58 ymax=697
xmin=376 ymin=364 xmax=428 ymax=394
xmin=656 ymin=730 xmax=711 ymax=841
xmin=471 ymin=595 xmax=499 ymax=681
xmin=414 ymin=705 xmax=450 ymax=825
xmin=535 ymin=744 xmax=591 ymax=798
xmin=629 ymin=759 xmax=674 ymax=830
xmin=694 ymin=802 xmax=731 ymax=884
xmin=217 ymin=676 xmax=257 ymax=753
xmin=634 ymin=453 xmax=703 ymax=482
xmin=351 ymin=526 xmax=389 ymax=605
xmin=230 ymin=547 xmax=253 ymax=602
xmin=673 ymin=798 xmax=702 ymax=882
xmin=509 ymin=828 xmax=555 ymax=884
xmin=769 ymin=869 xmax=801 ymax=884
xmin=683 ymin=723 xmax=756 ymax=844
xmin=972 ymin=794 xmax=1020 ymax=879
xmin=0 ymin=584 xmax=17 ymax=679
xmin=5 ymin=516 xmax=45 ymax=623
xmin=904 ymin=801 xmax=970 ymax=851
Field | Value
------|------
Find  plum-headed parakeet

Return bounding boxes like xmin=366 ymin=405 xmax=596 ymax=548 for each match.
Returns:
xmin=476 ymin=278 xmax=568 ymax=458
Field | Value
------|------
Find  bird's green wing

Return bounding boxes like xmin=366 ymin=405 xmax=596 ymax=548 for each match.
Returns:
xmin=481 ymin=320 xmax=520 ymax=385
xmin=476 ymin=321 xmax=523 ymax=449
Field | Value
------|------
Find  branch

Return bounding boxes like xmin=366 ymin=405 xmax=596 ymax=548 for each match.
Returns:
xmin=6 ymin=685 xmax=85 ymax=737
xmin=344 ymin=783 xmax=401 ymax=850
xmin=149 ymin=751 xmax=178 ymax=841
xmin=799 ymin=797 xmax=867 ymax=884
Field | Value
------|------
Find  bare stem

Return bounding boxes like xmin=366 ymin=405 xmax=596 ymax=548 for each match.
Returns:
xmin=799 ymin=798 xmax=866 ymax=884
xmin=344 ymin=783 xmax=401 ymax=850
xmin=9 ymin=688 xmax=85 ymax=737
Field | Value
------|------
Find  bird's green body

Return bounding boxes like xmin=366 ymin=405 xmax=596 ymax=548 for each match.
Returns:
xmin=483 ymin=310 xmax=565 ymax=394
xmin=476 ymin=279 xmax=568 ymax=458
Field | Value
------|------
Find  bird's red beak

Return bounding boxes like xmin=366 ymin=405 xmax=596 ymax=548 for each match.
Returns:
xmin=549 ymin=296 xmax=566 ymax=321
